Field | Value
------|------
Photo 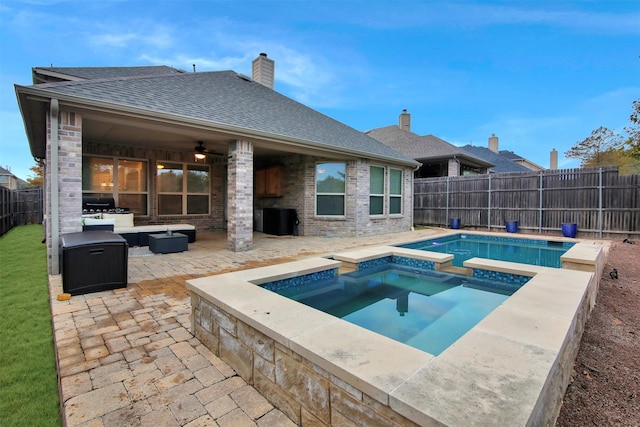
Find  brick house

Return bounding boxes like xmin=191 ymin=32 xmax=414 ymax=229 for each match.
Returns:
xmin=15 ymin=54 xmax=419 ymax=274
xmin=0 ymin=166 xmax=23 ymax=190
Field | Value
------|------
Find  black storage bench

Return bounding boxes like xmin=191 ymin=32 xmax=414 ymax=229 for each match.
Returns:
xmin=60 ymin=231 xmax=128 ymax=295
xmin=148 ymin=232 xmax=188 ymax=254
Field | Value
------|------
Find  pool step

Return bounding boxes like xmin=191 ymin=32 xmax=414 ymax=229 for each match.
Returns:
xmin=440 ymin=265 xmax=472 ymax=276
xmin=339 ymin=266 xmax=357 ymax=275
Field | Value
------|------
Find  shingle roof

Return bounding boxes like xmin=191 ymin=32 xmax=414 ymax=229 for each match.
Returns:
xmin=18 ymin=70 xmax=417 ymax=166
xmin=365 ymin=125 xmax=492 ymax=166
xmin=34 ymin=66 xmax=185 ymax=80
xmin=462 ymin=145 xmax=532 ymax=173
xmin=499 ymin=150 xmax=524 ymax=161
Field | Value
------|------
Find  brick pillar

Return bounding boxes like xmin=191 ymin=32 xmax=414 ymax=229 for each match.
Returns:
xmin=448 ymin=158 xmax=460 ymax=177
xmin=227 ymin=140 xmax=253 ymax=251
xmin=45 ymin=107 xmax=83 ymax=274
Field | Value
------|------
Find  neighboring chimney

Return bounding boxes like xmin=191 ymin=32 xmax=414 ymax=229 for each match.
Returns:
xmin=399 ymin=109 xmax=411 ymax=132
xmin=252 ymin=53 xmax=275 ymax=90
xmin=488 ymin=133 xmax=499 ymax=153
xmin=550 ymin=148 xmax=558 ymax=170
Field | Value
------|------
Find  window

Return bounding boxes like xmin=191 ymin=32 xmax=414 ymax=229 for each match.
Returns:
xmin=157 ymin=162 xmax=210 ymax=215
xmin=389 ymin=168 xmax=403 ymax=215
xmin=369 ymin=166 xmax=384 ymax=215
xmin=82 ymin=157 xmax=148 ymax=214
xmin=316 ymin=163 xmax=345 ymax=216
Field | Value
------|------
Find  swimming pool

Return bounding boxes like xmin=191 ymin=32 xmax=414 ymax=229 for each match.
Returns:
xmin=264 ymin=262 xmax=517 ymax=355
xmin=400 ymin=233 xmax=574 ymax=268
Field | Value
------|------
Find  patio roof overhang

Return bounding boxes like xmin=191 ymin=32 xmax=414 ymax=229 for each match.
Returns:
xmin=416 ymin=153 xmax=494 ymax=169
xmin=15 ymin=85 xmax=420 ymax=168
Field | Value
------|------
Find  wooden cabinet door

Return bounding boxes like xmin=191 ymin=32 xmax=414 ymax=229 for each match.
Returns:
xmin=256 ymin=166 xmax=283 ymax=197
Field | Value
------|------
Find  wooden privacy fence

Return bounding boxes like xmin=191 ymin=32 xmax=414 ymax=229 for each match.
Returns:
xmin=0 ymin=186 xmax=44 ymax=237
xmin=414 ymin=167 xmax=639 ymax=238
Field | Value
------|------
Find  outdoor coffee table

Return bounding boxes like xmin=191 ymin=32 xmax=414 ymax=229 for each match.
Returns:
xmin=148 ymin=232 xmax=188 ymax=254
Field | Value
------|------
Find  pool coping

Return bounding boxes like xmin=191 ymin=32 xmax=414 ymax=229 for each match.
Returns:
xmin=187 ymin=239 xmax=603 ymax=426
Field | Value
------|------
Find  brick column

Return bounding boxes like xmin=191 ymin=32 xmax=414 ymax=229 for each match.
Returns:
xmin=45 ymin=106 xmax=83 ymax=274
xmin=448 ymin=158 xmax=460 ymax=177
xmin=227 ymin=140 xmax=253 ymax=251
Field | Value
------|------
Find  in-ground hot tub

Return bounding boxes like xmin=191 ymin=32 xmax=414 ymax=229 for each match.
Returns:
xmin=187 ymin=240 xmax=604 ymax=426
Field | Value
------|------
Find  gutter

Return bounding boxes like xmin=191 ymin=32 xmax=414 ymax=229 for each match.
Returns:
xmin=50 ymin=99 xmax=60 ymax=275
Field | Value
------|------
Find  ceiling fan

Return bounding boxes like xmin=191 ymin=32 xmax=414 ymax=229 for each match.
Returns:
xmin=194 ymin=141 xmax=225 ymax=160
xmin=194 ymin=141 xmax=208 ymax=160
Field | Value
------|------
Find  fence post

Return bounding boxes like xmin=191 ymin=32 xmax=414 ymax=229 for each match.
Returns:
xmin=599 ymin=167 xmax=603 ymax=238
xmin=487 ymin=174 xmax=492 ymax=230
xmin=538 ymin=172 xmax=543 ymax=234
xmin=446 ymin=176 xmax=450 ymax=227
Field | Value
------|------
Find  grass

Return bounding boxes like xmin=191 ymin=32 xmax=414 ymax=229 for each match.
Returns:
xmin=0 ymin=224 xmax=61 ymax=427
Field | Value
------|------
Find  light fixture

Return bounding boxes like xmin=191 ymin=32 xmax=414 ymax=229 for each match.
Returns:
xmin=194 ymin=141 xmax=207 ymax=160
xmin=156 ymin=163 xmax=165 ymax=169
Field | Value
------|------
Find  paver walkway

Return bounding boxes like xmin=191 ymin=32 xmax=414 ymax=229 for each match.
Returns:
xmin=49 ymin=229 xmax=444 ymax=426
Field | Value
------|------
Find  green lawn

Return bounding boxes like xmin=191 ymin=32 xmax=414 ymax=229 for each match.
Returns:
xmin=0 ymin=224 xmax=61 ymax=426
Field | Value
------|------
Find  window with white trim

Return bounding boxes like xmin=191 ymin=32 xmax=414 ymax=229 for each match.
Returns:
xmin=157 ymin=162 xmax=210 ymax=215
xmin=316 ymin=162 xmax=345 ymax=216
xmin=369 ymin=165 xmax=384 ymax=215
xmin=389 ymin=168 xmax=403 ymax=215
xmin=82 ymin=156 xmax=148 ymax=214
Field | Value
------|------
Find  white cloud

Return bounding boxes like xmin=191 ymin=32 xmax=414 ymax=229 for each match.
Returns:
xmin=352 ymin=2 xmax=640 ymax=35
xmin=141 ymin=27 xmax=358 ymax=109
xmin=88 ymin=22 xmax=174 ymax=50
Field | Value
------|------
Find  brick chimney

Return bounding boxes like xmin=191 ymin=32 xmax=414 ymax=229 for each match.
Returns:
xmin=252 ymin=53 xmax=275 ymax=90
xmin=399 ymin=109 xmax=411 ymax=132
xmin=550 ymin=148 xmax=558 ymax=170
xmin=488 ymin=134 xmax=499 ymax=153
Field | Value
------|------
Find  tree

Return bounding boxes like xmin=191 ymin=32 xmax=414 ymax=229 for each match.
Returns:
xmin=565 ymin=126 xmax=625 ymax=167
xmin=26 ymin=164 xmax=44 ymax=187
xmin=581 ymin=147 xmax=640 ymax=175
xmin=624 ymin=98 xmax=640 ymax=159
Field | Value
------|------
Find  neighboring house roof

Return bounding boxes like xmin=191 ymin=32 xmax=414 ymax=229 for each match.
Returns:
xmin=498 ymin=150 xmax=522 ymax=161
xmin=462 ymin=145 xmax=532 ymax=173
xmin=0 ymin=166 xmax=30 ymax=189
xmin=499 ymin=150 xmax=545 ymax=171
xmin=16 ymin=69 xmax=418 ymax=167
xmin=365 ymin=125 xmax=493 ymax=168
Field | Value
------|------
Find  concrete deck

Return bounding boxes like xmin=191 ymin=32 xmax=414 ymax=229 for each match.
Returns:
xmin=49 ymin=229 xmax=608 ymax=426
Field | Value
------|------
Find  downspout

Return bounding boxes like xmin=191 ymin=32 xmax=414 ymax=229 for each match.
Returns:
xmin=50 ymin=99 xmax=60 ymax=275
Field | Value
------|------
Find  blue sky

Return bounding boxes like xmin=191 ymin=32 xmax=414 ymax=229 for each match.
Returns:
xmin=1 ymin=0 xmax=639 ymax=181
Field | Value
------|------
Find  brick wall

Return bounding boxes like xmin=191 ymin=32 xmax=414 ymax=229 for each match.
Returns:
xmin=84 ymin=141 xmax=225 ymax=230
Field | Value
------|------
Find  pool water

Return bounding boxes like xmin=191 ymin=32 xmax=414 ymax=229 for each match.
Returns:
xmin=265 ymin=263 xmax=513 ymax=356
xmin=401 ymin=234 xmax=573 ymax=268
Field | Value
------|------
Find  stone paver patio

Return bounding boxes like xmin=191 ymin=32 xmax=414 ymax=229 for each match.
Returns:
xmin=50 ymin=229 xmax=444 ymax=426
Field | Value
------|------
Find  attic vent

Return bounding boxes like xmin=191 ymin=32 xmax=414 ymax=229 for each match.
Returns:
xmin=237 ymin=73 xmax=252 ymax=82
